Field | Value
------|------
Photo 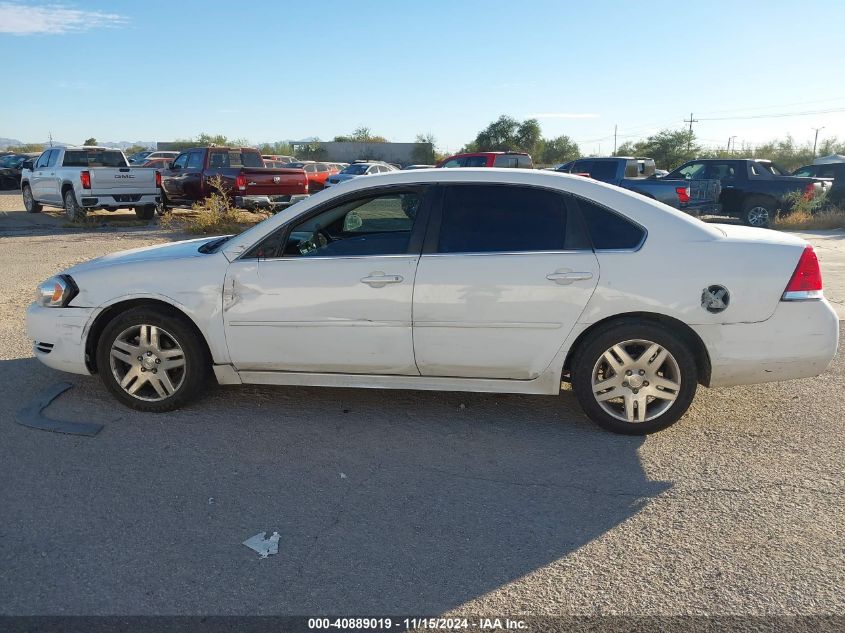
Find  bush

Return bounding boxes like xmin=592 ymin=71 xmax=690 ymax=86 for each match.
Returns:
xmin=161 ymin=176 xmax=267 ymax=234
xmin=774 ymin=190 xmax=845 ymax=230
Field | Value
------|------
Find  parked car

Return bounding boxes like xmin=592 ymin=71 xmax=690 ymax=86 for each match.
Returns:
xmin=437 ymin=151 xmax=533 ymax=169
xmin=285 ymin=161 xmax=338 ymax=191
xmin=325 ymin=161 xmax=396 ymax=186
xmin=127 ymin=150 xmax=153 ymax=164
xmin=791 ymin=163 xmax=839 ymax=179
xmin=159 ymin=147 xmax=309 ymax=212
xmin=0 ymin=152 xmax=40 ymax=189
xmin=139 ymin=157 xmax=174 ymax=169
xmin=556 ymin=157 xmax=721 ymax=215
xmin=262 ymin=155 xmax=296 ymax=164
xmin=665 ymin=158 xmax=831 ymax=227
xmin=128 ymin=151 xmax=178 ymax=166
xmin=818 ymin=163 xmax=845 ymax=208
xmin=20 ymin=146 xmax=161 ymax=220
xmin=403 ymin=164 xmax=435 ymax=170
xmin=26 ymin=169 xmax=838 ymax=435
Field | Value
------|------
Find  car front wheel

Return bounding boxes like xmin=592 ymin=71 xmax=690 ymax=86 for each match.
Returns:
xmin=571 ymin=321 xmax=698 ymax=434
xmin=96 ymin=306 xmax=210 ymax=412
xmin=23 ymin=185 xmax=42 ymax=213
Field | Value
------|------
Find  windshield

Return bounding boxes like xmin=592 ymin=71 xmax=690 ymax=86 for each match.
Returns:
xmin=342 ymin=164 xmax=369 ymax=175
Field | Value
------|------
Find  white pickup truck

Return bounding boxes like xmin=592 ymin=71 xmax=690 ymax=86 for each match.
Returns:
xmin=21 ymin=146 xmax=161 ymax=220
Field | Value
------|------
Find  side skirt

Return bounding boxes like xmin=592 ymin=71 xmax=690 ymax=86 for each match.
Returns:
xmin=212 ymin=365 xmax=562 ymax=396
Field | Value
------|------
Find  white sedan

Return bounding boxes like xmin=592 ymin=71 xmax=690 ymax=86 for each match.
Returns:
xmin=26 ymin=168 xmax=838 ymax=434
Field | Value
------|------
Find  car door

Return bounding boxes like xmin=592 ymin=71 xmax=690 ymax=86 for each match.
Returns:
xmin=223 ymin=185 xmax=432 ymax=374
xmin=162 ymin=152 xmax=189 ymax=201
xmin=30 ymin=150 xmax=52 ymax=200
xmin=42 ymin=149 xmax=64 ymax=203
xmin=703 ymin=161 xmax=741 ymax=210
xmin=412 ymin=183 xmax=599 ymax=380
xmin=183 ymin=150 xmax=206 ymax=200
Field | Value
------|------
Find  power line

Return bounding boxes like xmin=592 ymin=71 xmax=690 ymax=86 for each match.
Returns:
xmin=698 ymin=107 xmax=845 ymax=121
xmin=697 ymin=96 xmax=845 ymax=116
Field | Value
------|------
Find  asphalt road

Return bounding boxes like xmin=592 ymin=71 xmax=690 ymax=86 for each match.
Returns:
xmin=1 ymin=193 xmax=844 ymax=618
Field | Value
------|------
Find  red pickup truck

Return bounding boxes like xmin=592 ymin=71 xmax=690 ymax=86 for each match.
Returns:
xmin=159 ymin=147 xmax=309 ymax=212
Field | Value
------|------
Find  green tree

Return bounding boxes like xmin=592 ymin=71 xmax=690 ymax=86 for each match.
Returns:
xmin=539 ymin=134 xmax=580 ymax=164
xmin=467 ymin=115 xmax=544 ymax=157
xmin=7 ymin=143 xmax=45 ymax=153
xmin=411 ymin=133 xmax=436 ymax=164
xmin=614 ymin=128 xmax=700 ymax=170
xmin=168 ymin=133 xmax=250 ymax=151
xmin=333 ymin=127 xmax=388 ymax=143
xmin=83 ymin=137 xmax=97 ymax=146
xmin=258 ymin=141 xmax=296 ymax=156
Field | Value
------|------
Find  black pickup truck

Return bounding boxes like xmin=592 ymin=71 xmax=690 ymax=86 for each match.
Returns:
xmin=664 ymin=158 xmax=831 ymax=228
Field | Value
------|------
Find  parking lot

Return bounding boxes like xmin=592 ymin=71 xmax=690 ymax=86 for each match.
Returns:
xmin=1 ymin=190 xmax=844 ymax=617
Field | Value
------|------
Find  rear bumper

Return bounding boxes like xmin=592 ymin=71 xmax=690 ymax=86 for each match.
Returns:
xmin=682 ymin=201 xmax=721 ymax=215
xmin=26 ymin=304 xmax=95 ymax=375
xmin=235 ymin=194 xmax=309 ymax=211
xmin=82 ymin=193 xmax=159 ymax=208
xmin=693 ymin=299 xmax=839 ymax=388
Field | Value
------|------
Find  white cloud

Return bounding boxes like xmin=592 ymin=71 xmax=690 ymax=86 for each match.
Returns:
xmin=529 ymin=113 xmax=600 ymax=119
xmin=0 ymin=2 xmax=128 ymax=35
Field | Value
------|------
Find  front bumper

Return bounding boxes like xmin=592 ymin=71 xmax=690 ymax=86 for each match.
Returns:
xmin=235 ymin=194 xmax=309 ymax=212
xmin=694 ymin=299 xmax=839 ymax=387
xmin=26 ymin=304 xmax=95 ymax=375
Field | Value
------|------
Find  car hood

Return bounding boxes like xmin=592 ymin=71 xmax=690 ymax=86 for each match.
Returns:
xmin=63 ymin=236 xmax=219 ymax=275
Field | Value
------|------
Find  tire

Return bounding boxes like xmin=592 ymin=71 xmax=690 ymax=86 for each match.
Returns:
xmin=22 ymin=184 xmax=42 ymax=213
xmin=571 ymin=321 xmax=698 ymax=435
xmin=156 ymin=191 xmax=170 ymax=215
xmin=135 ymin=205 xmax=156 ymax=220
xmin=95 ymin=306 xmax=211 ymax=412
xmin=741 ymin=197 xmax=774 ymax=228
xmin=63 ymin=188 xmax=86 ymax=221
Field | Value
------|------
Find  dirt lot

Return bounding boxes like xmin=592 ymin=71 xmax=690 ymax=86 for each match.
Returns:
xmin=1 ymin=191 xmax=844 ymax=618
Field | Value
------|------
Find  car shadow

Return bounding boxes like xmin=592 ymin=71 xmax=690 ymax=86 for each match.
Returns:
xmin=0 ymin=357 xmax=671 ymax=615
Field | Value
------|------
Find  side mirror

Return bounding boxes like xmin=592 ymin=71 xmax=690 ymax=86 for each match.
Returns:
xmin=169 ymin=162 xmax=178 ymax=170
xmin=22 ymin=160 xmax=33 ymax=170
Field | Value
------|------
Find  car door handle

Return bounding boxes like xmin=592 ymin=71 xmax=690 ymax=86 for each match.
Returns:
xmin=546 ymin=271 xmax=593 ymax=285
xmin=360 ymin=272 xmax=403 ymax=288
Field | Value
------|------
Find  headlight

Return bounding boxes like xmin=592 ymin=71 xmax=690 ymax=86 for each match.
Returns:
xmin=35 ymin=275 xmax=78 ymax=307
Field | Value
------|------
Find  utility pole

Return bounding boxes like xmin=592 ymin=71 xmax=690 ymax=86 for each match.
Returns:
xmin=48 ymin=131 xmax=53 ymax=147
xmin=811 ymin=126 xmax=825 ymax=158
xmin=613 ymin=124 xmax=617 ymax=155
xmin=727 ymin=136 xmax=737 ymax=153
xmin=683 ymin=112 xmax=698 ymax=152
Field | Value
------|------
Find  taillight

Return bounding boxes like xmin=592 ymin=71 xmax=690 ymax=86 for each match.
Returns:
xmin=782 ymin=245 xmax=823 ymax=301
xmin=235 ymin=174 xmax=247 ymax=191
xmin=80 ymin=170 xmax=91 ymax=189
xmin=303 ymin=179 xmax=309 ymax=193
xmin=675 ymin=186 xmax=690 ymax=204
xmin=804 ymin=183 xmax=815 ymax=199
xmin=155 ymin=170 xmax=162 ymax=187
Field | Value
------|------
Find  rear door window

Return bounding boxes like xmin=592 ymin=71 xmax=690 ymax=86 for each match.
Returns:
xmin=576 ymin=197 xmax=645 ymax=250
xmin=187 ymin=151 xmax=204 ymax=169
xmin=493 ymin=155 xmax=518 ymax=168
xmin=588 ymin=161 xmax=618 ymax=182
xmin=437 ymin=184 xmax=571 ymax=253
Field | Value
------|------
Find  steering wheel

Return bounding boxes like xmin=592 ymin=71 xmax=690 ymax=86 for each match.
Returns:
xmin=298 ymin=228 xmax=333 ymax=255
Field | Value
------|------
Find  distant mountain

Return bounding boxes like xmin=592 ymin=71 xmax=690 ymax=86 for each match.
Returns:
xmin=0 ymin=137 xmax=22 ymax=149
xmin=0 ymin=138 xmax=155 ymax=150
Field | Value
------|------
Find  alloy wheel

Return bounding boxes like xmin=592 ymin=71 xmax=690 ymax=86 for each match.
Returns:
xmin=109 ymin=324 xmax=187 ymax=402
xmin=590 ymin=339 xmax=682 ymax=423
xmin=747 ymin=206 xmax=770 ymax=227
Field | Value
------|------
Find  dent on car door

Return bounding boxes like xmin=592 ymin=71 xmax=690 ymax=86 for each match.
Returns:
xmin=222 ymin=186 xmax=432 ymax=374
xmin=412 ymin=184 xmax=600 ymax=380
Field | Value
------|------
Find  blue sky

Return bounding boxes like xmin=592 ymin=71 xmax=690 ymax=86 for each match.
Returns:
xmin=1 ymin=0 xmax=844 ymax=153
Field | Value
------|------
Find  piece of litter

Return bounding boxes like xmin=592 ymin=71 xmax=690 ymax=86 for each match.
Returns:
xmin=242 ymin=531 xmax=280 ymax=559
xmin=340 ymin=473 xmax=347 ymax=479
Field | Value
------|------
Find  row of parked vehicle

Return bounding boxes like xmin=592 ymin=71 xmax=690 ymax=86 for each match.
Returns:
xmin=12 ymin=144 xmax=844 ymax=227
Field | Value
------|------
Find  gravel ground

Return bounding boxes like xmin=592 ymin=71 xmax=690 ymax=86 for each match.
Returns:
xmin=1 ymin=192 xmax=844 ymax=618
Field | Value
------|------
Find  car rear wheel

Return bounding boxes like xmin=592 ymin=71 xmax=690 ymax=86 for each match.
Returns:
xmin=64 ymin=188 xmax=86 ymax=222
xmin=96 ymin=306 xmax=210 ymax=412
xmin=571 ymin=321 xmax=698 ymax=434
xmin=23 ymin=184 xmax=42 ymax=213
xmin=741 ymin=197 xmax=774 ymax=228
xmin=135 ymin=205 xmax=155 ymax=220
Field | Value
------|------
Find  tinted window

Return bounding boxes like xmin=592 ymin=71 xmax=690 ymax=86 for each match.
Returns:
xmin=172 ymin=153 xmax=189 ymax=169
xmin=316 ymin=163 xmax=328 ymax=172
xmin=187 ymin=151 xmax=204 ymax=169
xmin=438 ymin=185 xmax=568 ymax=253
xmin=493 ymin=155 xmax=518 ymax=168
xmin=516 ymin=154 xmax=533 ymax=168
xmin=34 ymin=152 xmax=50 ymax=169
xmin=577 ymin=198 xmax=645 ymax=250
xmin=572 ymin=160 xmax=593 ymax=173
xmin=441 ymin=159 xmax=461 ymax=168
xmin=792 ymin=167 xmax=814 ymax=177
xmin=342 ymin=164 xmax=369 ymax=175
xmin=588 ymin=161 xmax=618 ymax=182
xmin=279 ymin=191 xmax=421 ymax=258
xmin=62 ymin=149 xmax=126 ymax=167
xmin=673 ymin=162 xmax=706 ymax=179
xmin=463 ymin=156 xmax=489 ymax=167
